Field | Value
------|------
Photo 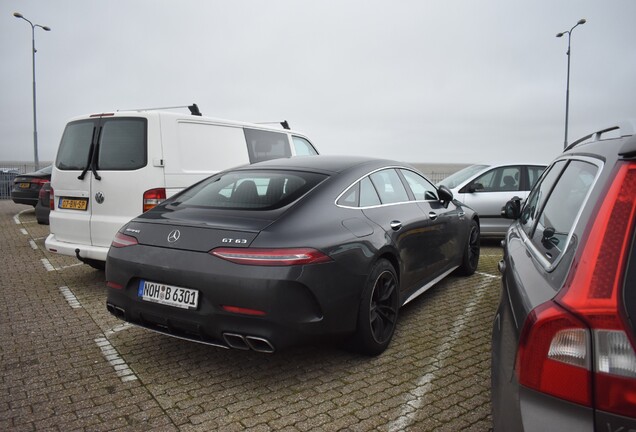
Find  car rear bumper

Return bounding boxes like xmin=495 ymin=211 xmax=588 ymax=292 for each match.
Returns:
xmin=105 ymin=245 xmax=364 ymax=352
xmin=45 ymin=234 xmax=109 ymax=262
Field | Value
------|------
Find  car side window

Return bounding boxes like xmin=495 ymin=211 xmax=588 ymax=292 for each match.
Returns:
xmin=292 ymin=136 xmax=318 ymax=156
xmin=359 ymin=177 xmax=381 ymax=207
xmin=337 ymin=182 xmax=359 ymax=207
xmin=244 ymin=128 xmax=292 ymax=162
xmin=472 ymin=166 xmax=521 ymax=192
xmin=520 ymin=160 xmax=566 ymax=237
xmin=369 ymin=169 xmax=409 ymax=205
xmin=527 ymin=166 xmax=545 ymax=190
xmin=399 ymin=169 xmax=438 ymax=201
xmin=530 ymin=160 xmax=598 ymax=264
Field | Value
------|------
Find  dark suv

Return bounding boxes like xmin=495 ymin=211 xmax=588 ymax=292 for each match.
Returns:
xmin=491 ymin=121 xmax=636 ymax=431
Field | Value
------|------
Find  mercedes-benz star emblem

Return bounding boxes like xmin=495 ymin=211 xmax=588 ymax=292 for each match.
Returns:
xmin=95 ymin=192 xmax=104 ymax=204
xmin=167 ymin=229 xmax=181 ymax=243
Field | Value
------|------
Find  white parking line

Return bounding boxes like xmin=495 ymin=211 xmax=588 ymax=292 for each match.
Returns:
xmin=29 ymin=239 xmax=38 ymax=250
xmin=476 ymin=271 xmax=499 ymax=279
xmin=388 ymin=275 xmax=493 ymax=432
xmin=40 ymin=258 xmax=83 ymax=272
xmin=95 ymin=329 xmax=138 ymax=382
xmin=59 ymin=286 xmax=82 ymax=309
xmin=20 ymin=228 xmax=28 ymax=235
xmin=13 ymin=209 xmax=32 ymax=225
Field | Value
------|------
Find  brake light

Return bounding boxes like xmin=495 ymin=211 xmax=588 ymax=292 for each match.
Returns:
xmin=111 ymin=232 xmax=138 ymax=248
xmin=32 ymin=178 xmax=49 ymax=186
xmin=49 ymin=186 xmax=54 ymax=210
xmin=516 ymin=162 xmax=636 ymax=417
xmin=143 ymin=188 xmax=166 ymax=212
xmin=210 ymin=248 xmax=332 ymax=266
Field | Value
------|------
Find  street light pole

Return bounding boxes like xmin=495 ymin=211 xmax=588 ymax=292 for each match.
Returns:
xmin=557 ymin=18 xmax=586 ymax=149
xmin=13 ymin=12 xmax=51 ymax=168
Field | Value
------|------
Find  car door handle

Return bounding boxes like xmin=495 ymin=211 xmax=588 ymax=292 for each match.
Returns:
xmin=428 ymin=212 xmax=438 ymax=220
xmin=390 ymin=221 xmax=402 ymax=231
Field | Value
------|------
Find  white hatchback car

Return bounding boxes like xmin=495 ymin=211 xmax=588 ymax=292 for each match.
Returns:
xmin=437 ymin=163 xmax=546 ymax=238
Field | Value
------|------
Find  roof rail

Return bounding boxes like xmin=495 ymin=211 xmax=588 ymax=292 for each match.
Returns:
xmin=117 ymin=103 xmax=202 ymax=116
xmin=564 ymin=120 xmax=635 ymax=152
xmin=256 ymin=120 xmax=291 ymax=130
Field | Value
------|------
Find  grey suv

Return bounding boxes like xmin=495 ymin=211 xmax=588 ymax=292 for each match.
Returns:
xmin=491 ymin=121 xmax=636 ymax=431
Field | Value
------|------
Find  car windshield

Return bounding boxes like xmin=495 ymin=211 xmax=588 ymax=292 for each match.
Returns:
xmin=169 ymin=170 xmax=328 ymax=210
xmin=437 ymin=164 xmax=489 ymax=189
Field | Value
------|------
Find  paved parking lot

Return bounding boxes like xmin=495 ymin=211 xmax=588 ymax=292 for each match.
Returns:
xmin=1 ymin=200 xmax=502 ymax=431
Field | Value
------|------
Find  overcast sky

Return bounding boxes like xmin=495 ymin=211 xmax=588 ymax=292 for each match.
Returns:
xmin=2 ymin=0 xmax=635 ymax=166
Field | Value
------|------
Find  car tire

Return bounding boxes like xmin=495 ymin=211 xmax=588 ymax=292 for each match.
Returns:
xmin=353 ymin=259 xmax=399 ymax=356
xmin=457 ymin=219 xmax=480 ymax=276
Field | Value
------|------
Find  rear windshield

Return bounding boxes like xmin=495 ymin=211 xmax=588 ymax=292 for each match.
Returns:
xmin=170 ymin=170 xmax=328 ymax=210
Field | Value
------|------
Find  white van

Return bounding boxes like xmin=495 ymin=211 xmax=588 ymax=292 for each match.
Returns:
xmin=45 ymin=107 xmax=319 ymax=269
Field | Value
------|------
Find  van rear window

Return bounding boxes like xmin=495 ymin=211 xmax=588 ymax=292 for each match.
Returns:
xmin=56 ymin=117 xmax=147 ymax=171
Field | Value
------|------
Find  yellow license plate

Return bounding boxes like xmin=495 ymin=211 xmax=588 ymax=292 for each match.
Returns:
xmin=59 ymin=198 xmax=88 ymax=211
xmin=19 ymin=183 xmax=30 ymax=189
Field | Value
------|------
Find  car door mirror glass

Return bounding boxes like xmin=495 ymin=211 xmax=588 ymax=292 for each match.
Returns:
xmin=501 ymin=196 xmax=522 ymax=219
xmin=438 ymin=185 xmax=453 ymax=203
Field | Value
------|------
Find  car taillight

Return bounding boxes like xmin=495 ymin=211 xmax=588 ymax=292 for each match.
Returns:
xmin=49 ymin=186 xmax=55 ymax=210
xmin=516 ymin=162 xmax=636 ymax=417
xmin=32 ymin=178 xmax=48 ymax=186
xmin=143 ymin=188 xmax=166 ymax=212
xmin=210 ymin=248 xmax=332 ymax=266
xmin=111 ymin=232 xmax=138 ymax=248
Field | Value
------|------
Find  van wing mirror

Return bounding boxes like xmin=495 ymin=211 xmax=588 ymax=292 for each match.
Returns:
xmin=501 ymin=196 xmax=522 ymax=219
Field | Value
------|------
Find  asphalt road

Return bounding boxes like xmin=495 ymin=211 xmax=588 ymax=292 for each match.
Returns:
xmin=0 ymin=200 xmax=502 ymax=431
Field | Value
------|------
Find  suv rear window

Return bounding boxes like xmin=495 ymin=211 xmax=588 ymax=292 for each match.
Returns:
xmin=170 ymin=170 xmax=327 ymax=210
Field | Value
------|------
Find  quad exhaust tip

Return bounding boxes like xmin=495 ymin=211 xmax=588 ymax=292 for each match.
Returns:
xmin=104 ymin=306 xmax=275 ymax=354
xmin=223 ymin=333 xmax=275 ymax=354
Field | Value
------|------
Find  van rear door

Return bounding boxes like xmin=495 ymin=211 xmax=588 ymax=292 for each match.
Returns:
xmin=52 ymin=115 xmax=160 ymax=253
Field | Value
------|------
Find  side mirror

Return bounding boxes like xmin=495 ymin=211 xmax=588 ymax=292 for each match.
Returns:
xmin=501 ymin=196 xmax=522 ymax=219
xmin=438 ymin=185 xmax=453 ymax=205
xmin=467 ymin=182 xmax=484 ymax=193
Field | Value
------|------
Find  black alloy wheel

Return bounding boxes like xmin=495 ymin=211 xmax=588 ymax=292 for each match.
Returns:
xmin=458 ymin=220 xmax=480 ymax=275
xmin=355 ymin=259 xmax=399 ymax=355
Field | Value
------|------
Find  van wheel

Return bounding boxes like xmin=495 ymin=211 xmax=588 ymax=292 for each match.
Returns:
xmin=457 ymin=220 xmax=480 ymax=276
xmin=353 ymin=259 xmax=399 ymax=356
xmin=84 ymin=259 xmax=105 ymax=271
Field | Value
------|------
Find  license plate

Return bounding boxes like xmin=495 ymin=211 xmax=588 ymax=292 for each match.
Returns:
xmin=19 ymin=183 xmax=30 ymax=189
xmin=138 ymin=280 xmax=199 ymax=310
xmin=59 ymin=197 xmax=88 ymax=210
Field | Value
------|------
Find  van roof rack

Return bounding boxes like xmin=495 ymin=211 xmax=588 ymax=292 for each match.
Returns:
xmin=256 ymin=120 xmax=291 ymax=130
xmin=565 ymin=120 xmax=635 ymax=152
xmin=117 ymin=103 xmax=202 ymax=116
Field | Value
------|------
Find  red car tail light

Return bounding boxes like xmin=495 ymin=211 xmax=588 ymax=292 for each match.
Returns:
xmin=221 ymin=305 xmax=266 ymax=316
xmin=111 ymin=232 xmax=139 ymax=248
xmin=49 ymin=186 xmax=55 ymax=210
xmin=210 ymin=248 xmax=332 ymax=266
xmin=143 ymin=188 xmax=166 ymax=212
xmin=516 ymin=162 xmax=636 ymax=417
xmin=32 ymin=178 xmax=49 ymax=186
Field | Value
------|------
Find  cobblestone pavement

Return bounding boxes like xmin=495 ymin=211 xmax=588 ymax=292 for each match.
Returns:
xmin=1 ymin=200 xmax=502 ymax=431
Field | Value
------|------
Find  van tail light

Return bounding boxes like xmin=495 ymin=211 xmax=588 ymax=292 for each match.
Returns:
xmin=143 ymin=188 xmax=166 ymax=212
xmin=516 ymin=162 xmax=636 ymax=417
xmin=111 ymin=232 xmax=139 ymax=248
xmin=49 ymin=186 xmax=55 ymax=210
xmin=210 ymin=248 xmax=332 ymax=266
